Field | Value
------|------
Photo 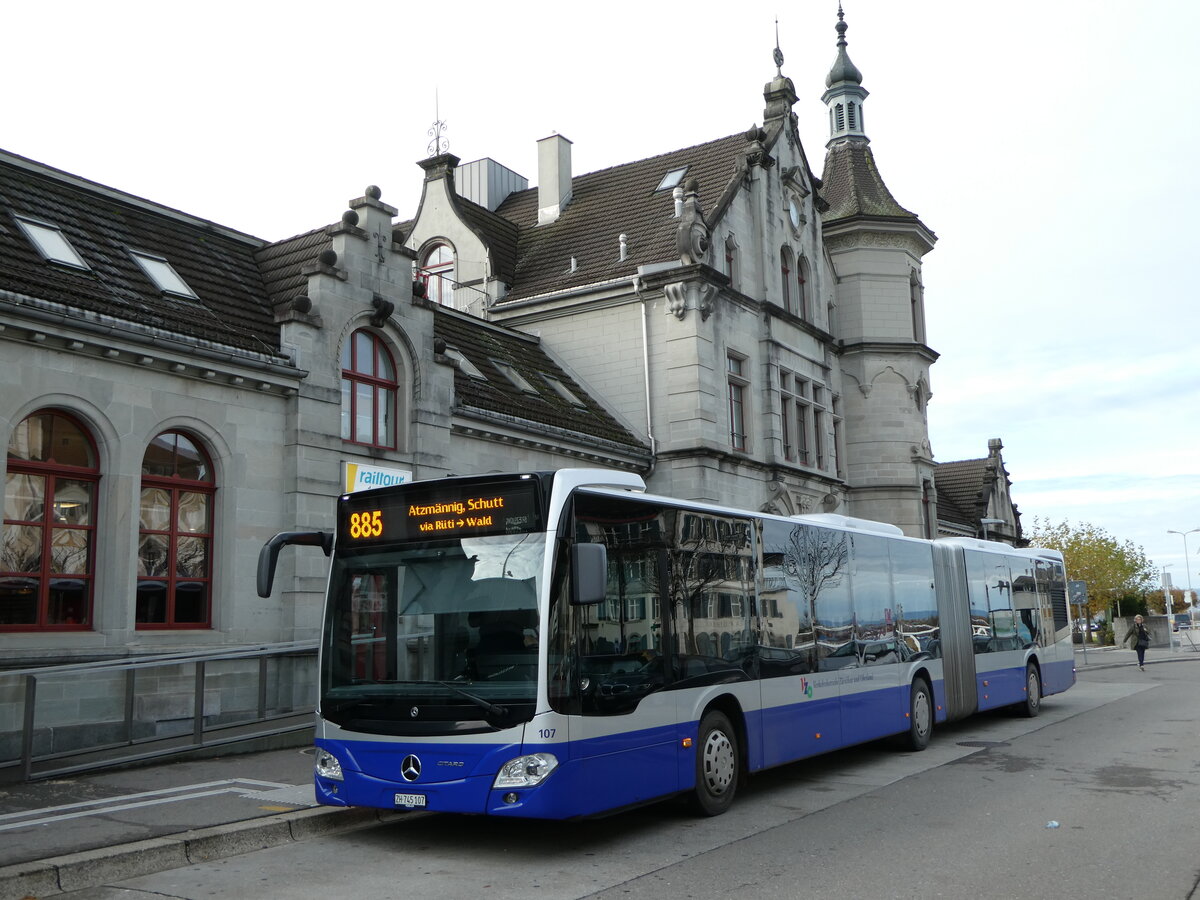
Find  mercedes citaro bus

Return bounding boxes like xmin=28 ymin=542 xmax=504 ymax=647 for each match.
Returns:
xmin=258 ymin=469 xmax=1075 ymax=819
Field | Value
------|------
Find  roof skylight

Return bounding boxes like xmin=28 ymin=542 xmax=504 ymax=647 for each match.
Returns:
xmin=655 ymin=166 xmax=688 ymax=192
xmin=130 ymin=250 xmax=197 ymax=298
xmin=445 ymin=348 xmax=487 ymax=380
xmin=491 ymin=360 xmax=539 ymax=395
xmin=542 ymin=374 xmax=586 ymax=408
xmin=15 ymin=217 xmax=89 ymax=269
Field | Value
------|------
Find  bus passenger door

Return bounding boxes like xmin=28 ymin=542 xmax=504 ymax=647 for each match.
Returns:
xmin=566 ymin=539 xmax=680 ymax=815
xmin=759 ymin=520 xmax=846 ymax=766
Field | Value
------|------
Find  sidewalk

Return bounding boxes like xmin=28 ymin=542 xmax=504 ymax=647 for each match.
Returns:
xmin=0 ymin=745 xmax=402 ymax=900
xmin=3 ymin=644 xmax=1198 ymax=899
xmin=1073 ymin=637 xmax=1200 ymax=670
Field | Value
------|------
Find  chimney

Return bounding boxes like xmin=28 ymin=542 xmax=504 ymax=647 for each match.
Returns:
xmin=537 ymin=134 xmax=573 ymax=225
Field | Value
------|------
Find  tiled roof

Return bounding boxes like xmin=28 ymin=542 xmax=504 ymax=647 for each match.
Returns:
xmin=819 ymin=140 xmax=918 ymax=224
xmin=434 ymin=307 xmax=648 ymax=454
xmin=494 ymin=134 xmax=749 ymax=301
xmin=255 ymin=225 xmax=332 ymax=308
xmin=934 ymin=457 xmax=993 ymax=527
xmin=456 ymin=195 xmax=520 ymax=285
xmin=0 ymin=150 xmax=281 ymax=356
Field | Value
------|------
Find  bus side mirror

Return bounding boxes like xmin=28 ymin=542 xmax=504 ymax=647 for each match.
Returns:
xmin=571 ymin=542 xmax=607 ymax=606
xmin=257 ymin=531 xmax=333 ymax=598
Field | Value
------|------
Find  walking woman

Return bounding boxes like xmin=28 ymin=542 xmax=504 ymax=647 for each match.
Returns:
xmin=1124 ymin=614 xmax=1151 ymax=670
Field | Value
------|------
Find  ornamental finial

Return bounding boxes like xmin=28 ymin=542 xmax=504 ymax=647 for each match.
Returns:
xmin=773 ymin=18 xmax=784 ymax=75
xmin=426 ymin=90 xmax=449 ymax=157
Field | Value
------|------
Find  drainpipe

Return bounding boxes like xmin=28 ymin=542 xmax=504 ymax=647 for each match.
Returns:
xmin=634 ymin=276 xmax=657 ymax=478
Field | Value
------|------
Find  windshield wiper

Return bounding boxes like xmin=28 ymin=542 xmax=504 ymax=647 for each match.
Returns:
xmin=437 ymin=680 xmax=509 ymax=718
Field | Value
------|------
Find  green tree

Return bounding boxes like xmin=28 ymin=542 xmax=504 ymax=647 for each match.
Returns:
xmin=1026 ymin=518 xmax=1156 ymax=620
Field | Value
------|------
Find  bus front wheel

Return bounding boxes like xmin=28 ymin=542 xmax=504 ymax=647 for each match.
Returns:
xmin=689 ymin=710 xmax=739 ymax=816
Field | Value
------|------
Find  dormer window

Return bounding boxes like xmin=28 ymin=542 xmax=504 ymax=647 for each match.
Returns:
xmin=418 ymin=243 xmax=455 ymax=306
xmin=656 ymin=166 xmax=688 ymax=192
xmin=15 ymin=217 xmax=89 ymax=269
xmin=130 ymin=251 xmax=197 ymax=298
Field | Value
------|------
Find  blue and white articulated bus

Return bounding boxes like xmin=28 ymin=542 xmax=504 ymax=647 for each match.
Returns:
xmin=257 ymin=468 xmax=1075 ymax=819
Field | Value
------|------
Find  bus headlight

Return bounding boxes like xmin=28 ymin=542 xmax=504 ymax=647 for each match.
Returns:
xmin=493 ymin=752 xmax=559 ymax=788
xmin=315 ymin=747 xmax=344 ymax=781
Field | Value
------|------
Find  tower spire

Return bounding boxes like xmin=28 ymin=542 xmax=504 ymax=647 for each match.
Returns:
xmin=822 ymin=3 xmax=868 ymax=144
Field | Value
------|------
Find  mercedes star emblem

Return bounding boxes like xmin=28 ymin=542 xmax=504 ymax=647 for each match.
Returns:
xmin=401 ymin=755 xmax=421 ymax=782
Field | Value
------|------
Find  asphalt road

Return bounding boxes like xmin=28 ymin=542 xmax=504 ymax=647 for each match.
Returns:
xmin=37 ymin=661 xmax=1200 ymax=900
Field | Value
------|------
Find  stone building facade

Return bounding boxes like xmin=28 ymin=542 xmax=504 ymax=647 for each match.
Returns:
xmin=2 ymin=9 xmax=962 ymax=665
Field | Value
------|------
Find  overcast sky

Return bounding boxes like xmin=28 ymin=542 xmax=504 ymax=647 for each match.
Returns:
xmin=6 ymin=1 xmax=1198 ymax=588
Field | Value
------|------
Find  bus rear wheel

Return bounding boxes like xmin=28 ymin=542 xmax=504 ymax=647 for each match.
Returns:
xmin=898 ymin=678 xmax=932 ymax=751
xmin=689 ymin=710 xmax=739 ymax=816
xmin=1019 ymin=663 xmax=1041 ymax=718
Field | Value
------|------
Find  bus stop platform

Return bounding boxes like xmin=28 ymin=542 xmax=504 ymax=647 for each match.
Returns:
xmin=0 ymin=744 xmax=395 ymax=900
xmin=2 ymin=643 xmax=1198 ymax=899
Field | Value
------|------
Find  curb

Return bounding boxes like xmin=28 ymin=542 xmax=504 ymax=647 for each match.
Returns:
xmin=0 ymin=805 xmax=399 ymax=900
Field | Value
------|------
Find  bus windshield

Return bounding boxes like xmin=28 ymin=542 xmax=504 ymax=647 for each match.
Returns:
xmin=322 ymin=532 xmax=544 ymax=733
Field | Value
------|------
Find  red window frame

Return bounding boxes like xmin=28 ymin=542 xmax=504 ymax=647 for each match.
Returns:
xmin=780 ymin=248 xmax=793 ymax=315
xmin=137 ymin=431 xmax=215 ymax=630
xmin=341 ymin=329 xmax=399 ymax=449
xmin=796 ymin=257 xmax=809 ymax=322
xmin=419 ymin=243 xmax=455 ymax=306
xmin=1 ymin=410 xmax=99 ymax=631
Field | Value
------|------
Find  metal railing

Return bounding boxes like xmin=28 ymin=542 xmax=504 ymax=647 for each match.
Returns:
xmin=0 ymin=641 xmax=318 ymax=782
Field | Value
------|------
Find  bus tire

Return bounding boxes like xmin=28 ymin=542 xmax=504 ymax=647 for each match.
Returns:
xmin=1019 ymin=663 xmax=1041 ymax=718
xmin=689 ymin=710 xmax=739 ymax=816
xmin=899 ymin=677 xmax=933 ymax=751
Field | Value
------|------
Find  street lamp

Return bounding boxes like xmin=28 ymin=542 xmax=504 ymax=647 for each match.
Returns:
xmin=1167 ymin=528 xmax=1199 ymax=612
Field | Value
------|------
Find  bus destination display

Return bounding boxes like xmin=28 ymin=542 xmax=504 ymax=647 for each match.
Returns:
xmin=340 ymin=479 xmax=542 ymax=543
xmin=408 ymin=493 xmax=509 ymax=534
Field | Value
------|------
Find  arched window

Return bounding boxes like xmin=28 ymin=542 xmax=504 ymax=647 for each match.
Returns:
xmin=910 ymin=270 xmax=926 ymax=342
xmin=341 ymin=329 xmax=399 ymax=449
xmin=796 ymin=256 xmax=810 ymax=322
xmin=137 ymin=432 xmax=214 ymax=629
xmin=724 ymin=235 xmax=739 ymax=289
xmin=780 ymin=247 xmax=794 ymax=315
xmin=418 ymin=243 xmax=455 ymax=306
xmin=1 ymin=410 xmax=99 ymax=630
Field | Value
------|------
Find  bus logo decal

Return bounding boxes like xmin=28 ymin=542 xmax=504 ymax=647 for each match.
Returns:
xmin=799 ymin=678 xmax=813 ymax=699
xmin=401 ymin=755 xmax=422 ymax=782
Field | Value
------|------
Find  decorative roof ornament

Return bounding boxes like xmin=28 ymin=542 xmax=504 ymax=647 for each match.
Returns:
xmin=427 ymin=90 xmax=449 ymax=157
xmin=773 ymin=18 xmax=784 ymax=76
xmin=826 ymin=3 xmax=863 ymax=87
xmin=763 ymin=17 xmax=797 ymax=123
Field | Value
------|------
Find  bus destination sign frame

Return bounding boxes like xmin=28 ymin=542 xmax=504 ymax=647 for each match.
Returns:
xmin=339 ymin=478 xmax=543 ymax=544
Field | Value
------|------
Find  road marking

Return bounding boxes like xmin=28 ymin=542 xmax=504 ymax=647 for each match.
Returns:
xmin=0 ymin=779 xmax=312 ymax=832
